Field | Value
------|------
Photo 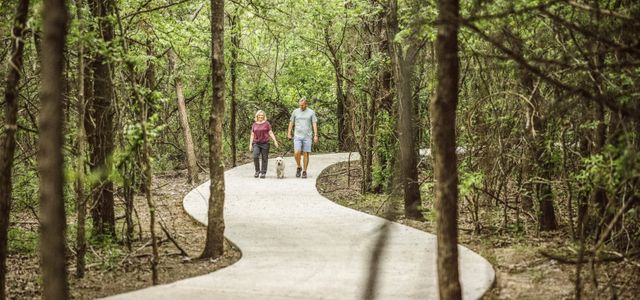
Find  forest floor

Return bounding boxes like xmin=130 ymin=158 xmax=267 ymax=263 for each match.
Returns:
xmin=316 ymin=161 xmax=640 ymax=300
xmin=6 ymin=168 xmax=242 ymax=300
xmin=7 ymin=156 xmax=639 ymax=299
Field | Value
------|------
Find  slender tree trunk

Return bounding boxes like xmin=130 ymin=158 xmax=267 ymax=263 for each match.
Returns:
xmin=387 ymin=0 xmax=422 ymax=220
xmin=325 ymin=32 xmax=348 ymax=152
xmin=74 ymin=0 xmax=88 ymax=278
xmin=201 ymin=0 xmax=226 ymax=259
xmin=360 ymin=1 xmax=383 ymax=193
xmin=335 ymin=59 xmax=347 ymax=151
xmin=230 ymin=14 xmax=239 ymax=167
xmin=141 ymin=106 xmax=158 ymax=285
xmin=87 ymin=0 xmax=115 ymax=238
xmin=0 ymin=0 xmax=29 ymax=297
xmin=39 ymin=0 xmax=69 ymax=298
xmin=433 ymin=0 xmax=462 ymax=298
xmin=170 ymin=49 xmax=199 ymax=184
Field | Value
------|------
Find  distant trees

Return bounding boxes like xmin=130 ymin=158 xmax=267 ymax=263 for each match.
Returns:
xmin=386 ymin=0 xmax=423 ymax=220
xmin=170 ymin=49 xmax=199 ymax=185
xmin=0 ymin=0 xmax=29 ymax=297
xmin=86 ymin=0 xmax=116 ymax=239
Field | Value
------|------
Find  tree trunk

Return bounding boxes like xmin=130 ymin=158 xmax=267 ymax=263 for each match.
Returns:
xmin=433 ymin=0 xmax=463 ymax=298
xmin=360 ymin=1 xmax=383 ymax=193
xmin=387 ymin=0 xmax=422 ymax=220
xmin=335 ymin=59 xmax=347 ymax=151
xmin=87 ymin=0 xmax=116 ymax=238
xmin=230 ymin=14 xmax=239 ymax=167
xmin=170 ymin=49 xmax=199 ymax=185
xmin=0 ymin=0 xmax=29 ymax=297
xmin=201 ymin=0 xmax=226 ymax=259
xmin=141 ymin=105 xmax=159 ymax=285
xmin=74 ymin=0 xmax=88 ymax=278
xmin=38 ymin=0 xmax=69 ymax=298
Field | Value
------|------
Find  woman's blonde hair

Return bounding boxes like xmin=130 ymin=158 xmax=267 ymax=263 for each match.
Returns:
xmin=254 ymin=110 xmax=267 ymax=122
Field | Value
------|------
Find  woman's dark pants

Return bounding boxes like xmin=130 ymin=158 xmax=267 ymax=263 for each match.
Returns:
xmin=253 ymin=143 xmax=270 ymax=174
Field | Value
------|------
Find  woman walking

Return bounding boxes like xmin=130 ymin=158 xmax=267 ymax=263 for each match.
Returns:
xmin=250 ymin=110 xmax=279 ymax=178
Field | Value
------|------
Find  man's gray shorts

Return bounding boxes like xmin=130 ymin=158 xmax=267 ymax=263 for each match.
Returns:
xmin=293 ymin=136 xmax=312 ymax=153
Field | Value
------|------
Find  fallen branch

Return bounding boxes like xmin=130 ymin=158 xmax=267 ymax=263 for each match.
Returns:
xmin=540 ymin=249 xmax=640 ymax=264
xmin=159 ymin=220 xmax=189 ymax=257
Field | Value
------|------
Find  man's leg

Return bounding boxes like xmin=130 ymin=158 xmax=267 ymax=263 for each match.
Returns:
xmin=301 ymin=137 xmax=311 ymax=178
xmin=294 ymin=151 xmax=302 ymax=168
xmin=303 ymin=152 xmax=309 ymax=171
xmin=293 ymin=137 xmax=303 ymax=177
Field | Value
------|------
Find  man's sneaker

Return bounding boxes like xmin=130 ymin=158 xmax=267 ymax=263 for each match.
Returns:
xmin=301 ymin=171 xmax=307 ymax=179
xmin=296 ymin=167 xmax=302 ymax=178
xmin=254 ymin=172 xmax=260 ymax=178
xmin=260 ymin=173 xmax=266 ymax=179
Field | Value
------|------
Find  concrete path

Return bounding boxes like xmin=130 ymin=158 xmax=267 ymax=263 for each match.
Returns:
xmin=109 ymin=153 xmax=494 ymax=299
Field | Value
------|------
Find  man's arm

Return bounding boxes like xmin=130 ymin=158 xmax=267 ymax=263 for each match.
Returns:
xmin=287 ymin=121 xmax=294 ymax=139
xmin=313 ymin=122 xmax=318 ymax=144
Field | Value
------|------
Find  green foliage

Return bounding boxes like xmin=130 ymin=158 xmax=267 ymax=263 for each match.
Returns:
xmin=459 ymin=170 xmax=484 ymax=198
xmin=576 ymin=142 xmax=640 ymax=195
xmin=87 ymin=234 xmax=124 ymax=271
xmin=11 ymin=162 xmax=39 ymax=212
xmin=8 ymin=227 xmax=38 ymax=255
xmin=372 ymin=112 xmax=397 ymax=192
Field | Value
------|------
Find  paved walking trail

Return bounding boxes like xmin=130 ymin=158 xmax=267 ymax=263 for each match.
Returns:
xmin=109 ymin=153 xmax=494 ymax=299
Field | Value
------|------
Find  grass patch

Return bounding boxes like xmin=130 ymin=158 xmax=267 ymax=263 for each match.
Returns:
xmin=8 ymin=227 xmax=38 ymax=255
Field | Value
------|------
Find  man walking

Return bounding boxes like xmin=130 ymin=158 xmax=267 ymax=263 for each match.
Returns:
xmin=288 ymin=97 xmax=318 ymax=178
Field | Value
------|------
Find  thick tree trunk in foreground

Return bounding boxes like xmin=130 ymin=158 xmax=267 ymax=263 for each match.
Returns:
xmin=87 ymin=0 xmax=116 ymax=238
xmin=170 ymin=49 xmax=199 ymax=184
xmin=433 ymin=0 xmax=462 ymax=298
xmin=201 ymin=0 xmax=226 ymax=259
xmin=0 ymin=0 xmax=29 ymax=297
xmin=39 ymin=0 xmax=69 ymax=298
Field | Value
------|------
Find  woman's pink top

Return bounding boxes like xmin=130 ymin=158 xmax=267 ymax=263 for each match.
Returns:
xmin=252 ymin=121 xmax=272 ymax=144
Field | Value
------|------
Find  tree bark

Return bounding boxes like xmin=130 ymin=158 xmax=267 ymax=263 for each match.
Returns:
xmin=141 ymin=105 xmax=158 ymax=285
xmin=0 ymin=0 xmax=29 ymax=297
xmin=230 ymin=14 xmax=239 ymax=167
xmin=387 ymin=0 xmax=422 ymax=220
xmin=74 ymin=0 xmax=88 ymax=278
xmin=433 ymin=0 xmax=463 ymax=298
xmin=87 ymin=0 xmax=116 ymax=238
xmin=170 ymin=49 xmax=199 ymax=185
xmin=39 ymin=0 xmax=69 ymax=298
xmin=201 ymin=0 xmax=226 ymax=259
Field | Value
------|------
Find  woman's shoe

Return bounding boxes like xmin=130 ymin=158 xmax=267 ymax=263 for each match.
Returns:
xmin=260 ymin=173 xmax=266 ymax=179
xmin=254 ymin=172 xmax=260 ymax=178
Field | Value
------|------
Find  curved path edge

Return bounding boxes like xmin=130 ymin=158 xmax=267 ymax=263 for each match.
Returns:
xmin=108 ymin=153 xmax=494 ymax=300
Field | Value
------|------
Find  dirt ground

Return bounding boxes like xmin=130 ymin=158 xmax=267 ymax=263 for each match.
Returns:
xmin=316 ymin=161 xmax=640 ymax=300
xmin=5 ymin=170 xmax=241 ymax=299
xmin=6 ymin=158 xmax=639 ymax=299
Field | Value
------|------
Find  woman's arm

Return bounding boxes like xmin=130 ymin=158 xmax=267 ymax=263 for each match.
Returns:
xmin=269 ymin=130 xmax=279 ymax=148
xmin=249 ymin=130 xmax=254 ymax=151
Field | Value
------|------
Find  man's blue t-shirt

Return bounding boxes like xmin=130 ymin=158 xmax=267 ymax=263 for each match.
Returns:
xmin=290 ymin=108 xmax=317 ymax=138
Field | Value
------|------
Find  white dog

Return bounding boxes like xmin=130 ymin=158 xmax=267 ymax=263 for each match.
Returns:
xmin=275 ymin=157 xmax=285 ymax=179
